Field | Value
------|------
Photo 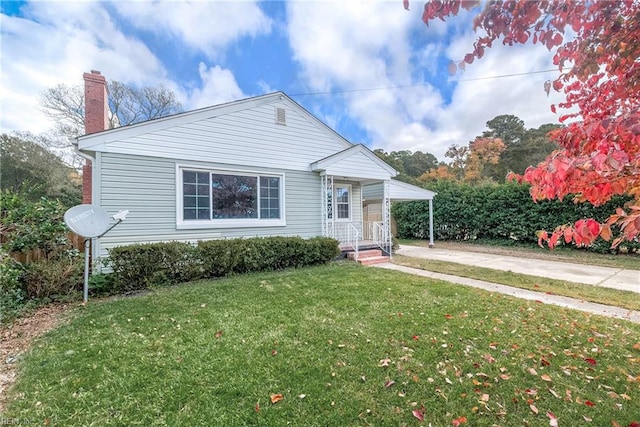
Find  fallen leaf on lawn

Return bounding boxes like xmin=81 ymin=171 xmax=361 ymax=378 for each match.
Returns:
xmin=585 ymin=400 xmax=595 ymax=407
xmin=530 ymin=404 xmax=539 ymax=414
xmin=271 ymin=350 xmax=278 ymax=356
xmin=541 ymin=357 xmax=551 ymax=366
xmin=215 ymin=330 xmax=223 ymax=338
xmin=452 ymin=416 xmax=467 ymax=426
xmin=270 ymin=394 xmax=284 ymax=404
xmin=379 ymin=358 xmax=391 ymax=367
xmin=620 ymin=393 xmax=631 ymax=400
xmin=611 ymin=421 xmax=620 ymax=427
xmin=489 ymin=342 xmax=498 ymax=349
xmin=582 ymin=415 xmax=592 ymax=422
xmin=412 ymin=409 xmax=424 ymax=421
xmin=412 ymin=335 xmax=419 ymax=340
xmin=255 ymin=401 xmax=260 ymax=412
xmin=298 ymin=394 xmax=306 ymax=399
xmin=481 ymin=393 xmax=490 ymax=402
xmin=384 ymin=380 xmax=395 ymax=388
xmin=607 ymin=391 xmax=619 ymax=399
xmin=398 ymin=391 xmax=406 ymax=397
xmin=549 ymin=388 xmax=560 ymax=398
xmin=525 ymin=388 xmax=537 ymax=396
xmin=499 ymin=374 xmax=510 ymax=380
xmin=528 ymin=367 xmax=538 ymax=375
xmin=628 ymin=422 xmax=640 ymax=427
xmin=547 ymin=411 xmax=558 ymax=427
xmin=584 ymin=358 xmax=597 ymax=365
xmin=483 ymin=354 xmax=496 ymax=363
xmin=541 ymin=374 xmax=552 ymax=382
xmin=445 ymin=314 xmax=453 ymax=319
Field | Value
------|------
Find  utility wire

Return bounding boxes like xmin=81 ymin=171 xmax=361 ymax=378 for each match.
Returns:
xmin=290 ymin=68 xmax=558 ymax=97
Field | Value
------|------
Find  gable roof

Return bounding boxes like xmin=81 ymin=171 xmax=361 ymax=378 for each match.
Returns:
xmin=76 ymin=91 xmax=352 ymax=151
xmin=311 ymin=144 xmax=397 ymax=180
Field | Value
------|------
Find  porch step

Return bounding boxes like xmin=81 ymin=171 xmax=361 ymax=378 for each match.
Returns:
xmin=357 ymin=255 xmax=390 ymax=265
xmin=347 ymin=249 xmax=390 ymax=265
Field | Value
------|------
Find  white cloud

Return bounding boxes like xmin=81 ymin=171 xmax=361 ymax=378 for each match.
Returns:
xmin=0 ymin=1 xmax=169 ymax=134
xmin=286 ymin=2 xmax=564 ymax=160
xmin=187 ymin=63 xmax=246 ymax=109
xmin=113 ymin=0 xmax=272 ymax=59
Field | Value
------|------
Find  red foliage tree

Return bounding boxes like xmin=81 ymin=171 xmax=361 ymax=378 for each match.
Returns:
xmin=408 ymin=0 xmax=640 ymax=249
xmin=404 ymin=0 xmax=640 ymax=248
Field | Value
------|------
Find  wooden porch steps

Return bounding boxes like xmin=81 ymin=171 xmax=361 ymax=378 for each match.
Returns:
xmin=347 ymin=249 xmax=390 ymax=265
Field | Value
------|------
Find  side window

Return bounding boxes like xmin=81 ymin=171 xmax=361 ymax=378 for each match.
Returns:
xmin=183 ymin=170 xmax=210 ymax=220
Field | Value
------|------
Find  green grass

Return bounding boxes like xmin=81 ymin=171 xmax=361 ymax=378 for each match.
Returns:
xmin=398 ymin=239 xmax=640 ymax=270
xmin=392 ymin=255 xmax=640 ymax=312
xmin=5 ymin=263 xmax=640 ymax=426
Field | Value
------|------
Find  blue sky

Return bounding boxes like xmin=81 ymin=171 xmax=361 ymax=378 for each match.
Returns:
xmin=0 ymin=0 xmax=565 ymax=161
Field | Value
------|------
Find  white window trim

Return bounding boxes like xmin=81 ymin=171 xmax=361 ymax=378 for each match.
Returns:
xmin=333 ymin=183 xmax=352 ymax=222
xmin=176 ymin=164 xmax=286 ymax=229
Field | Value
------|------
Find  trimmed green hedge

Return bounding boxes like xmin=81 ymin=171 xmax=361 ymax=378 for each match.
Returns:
xmin=107 ymin=236 xmax=340 ymax=293
xmin=392 ymin=181 xmax=635 ymax=252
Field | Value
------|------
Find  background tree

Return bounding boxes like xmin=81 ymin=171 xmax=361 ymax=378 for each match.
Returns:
xmin=480 ymin=115 xmax=560 ymax=180
xmin=412 ymin=0 xmax=640 ymax=248
xmin=0 ymin=133 xmax=81 ymax=207
xmin=39 ymin=80 xmax=184 ymax=167
xmin=374 ymin=149 xmax=438 ymax=182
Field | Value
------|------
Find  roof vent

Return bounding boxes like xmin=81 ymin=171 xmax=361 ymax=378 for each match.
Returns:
xmin=275 ymin=107 xmax=286 ymax=125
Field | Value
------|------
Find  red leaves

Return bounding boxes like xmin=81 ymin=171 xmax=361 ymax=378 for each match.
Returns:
xmin=584 ymin=357 xmax=597 ymax=365
xmin=452 ymin=416 xmax=467 ymax=426
xmin=417 ymin=0 xmax=640 ymax=247
xmin=412 ymin=408 xmax=425 ymax=421
xmin=547 ymin=411 xmax=559 ymax=427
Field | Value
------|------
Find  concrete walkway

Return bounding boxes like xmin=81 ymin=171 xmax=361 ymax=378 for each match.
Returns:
xmin=372 ymin=245 xmax=640 ymax=324
xmin=396 ymin=245 xmax=640 ymax=293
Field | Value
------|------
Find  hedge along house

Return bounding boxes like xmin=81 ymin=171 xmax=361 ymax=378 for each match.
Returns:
xmin=76 ymin=70 xmax=436 ymax=267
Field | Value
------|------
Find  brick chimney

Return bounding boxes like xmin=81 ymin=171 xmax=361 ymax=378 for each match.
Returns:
xmin=82 ymin=70 xmax=109 ymax=204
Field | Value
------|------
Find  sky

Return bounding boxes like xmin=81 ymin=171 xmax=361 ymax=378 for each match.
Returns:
xmin=0 ymin=0 xmax=566 ymax=161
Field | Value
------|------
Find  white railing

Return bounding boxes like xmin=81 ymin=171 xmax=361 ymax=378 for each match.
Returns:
xmin=364 ymin=221 xmax=388 ymax=249
xmin=331 ymin=222 xmax=359 ymax=260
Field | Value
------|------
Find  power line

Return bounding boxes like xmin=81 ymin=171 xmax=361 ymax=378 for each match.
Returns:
xmin=289 ymin=68 xmax=558 ymax=97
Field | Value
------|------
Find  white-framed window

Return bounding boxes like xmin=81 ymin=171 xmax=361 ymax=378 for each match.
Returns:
xmin=177 ymin=166 xmax=285 ymax=229
xmin=328 ymin=184 xmax=351 ymax=221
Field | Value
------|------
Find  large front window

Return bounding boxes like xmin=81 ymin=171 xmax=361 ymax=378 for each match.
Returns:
xmin=179 ymin=168 xmax=284 ymax=228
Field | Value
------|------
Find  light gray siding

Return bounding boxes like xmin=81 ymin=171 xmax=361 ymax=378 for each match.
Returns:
xmin=95 ymin=152 xmax=323 ymax=261
xmin=96 ymin=101 xmax=349 ymax=171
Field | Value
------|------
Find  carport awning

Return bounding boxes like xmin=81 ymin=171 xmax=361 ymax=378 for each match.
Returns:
xmin=362 ymin=179 xmax=436 ymax=202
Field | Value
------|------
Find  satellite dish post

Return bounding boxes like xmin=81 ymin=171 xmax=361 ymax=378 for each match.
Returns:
xmin=64 ymin=205 xmax=129 ymax=303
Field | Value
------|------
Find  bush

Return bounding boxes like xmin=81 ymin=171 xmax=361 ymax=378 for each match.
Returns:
xmin=0 ymin=248 xmax=26 ymax=323
xmin=22 ymin=256 xmax=83 ymax=300
xmin=107 ymin=236 xmax=340 ymax=293
xmin=108 ymin=242 xmax=201 ymax=293
xmin=393 ymin=181 xmax=637 ymax=252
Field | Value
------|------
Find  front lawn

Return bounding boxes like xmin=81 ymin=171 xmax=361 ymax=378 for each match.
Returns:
xmin=5 ymin=263 xmax=640 ymax=426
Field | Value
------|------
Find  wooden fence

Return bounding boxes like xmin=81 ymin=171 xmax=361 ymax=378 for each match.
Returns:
xmin=3 ymin=232 xmax=85 ymax=264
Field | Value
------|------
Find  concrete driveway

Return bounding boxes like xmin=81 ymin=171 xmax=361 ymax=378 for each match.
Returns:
xmin=396 ymin=245 xmax=640 ymax=294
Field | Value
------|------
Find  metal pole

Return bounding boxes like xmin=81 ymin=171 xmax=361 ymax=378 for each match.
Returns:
xmin=429 ymin=198 xmax=435 ymax=248
xmin=83 ymin=238 xmax=90 ymax=303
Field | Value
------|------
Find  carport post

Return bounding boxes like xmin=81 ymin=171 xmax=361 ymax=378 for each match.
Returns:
xmin=429 ymin=198 xmax=434 ymax=248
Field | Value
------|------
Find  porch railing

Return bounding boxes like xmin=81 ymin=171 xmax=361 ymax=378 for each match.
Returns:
xmin=331 ymin=222 xmax=360 ymax=260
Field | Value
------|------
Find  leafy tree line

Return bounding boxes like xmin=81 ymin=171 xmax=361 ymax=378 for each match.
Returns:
xmin=375 ymin=114 xmax=559 ymax=184
xmin=392 ymin=181 xmax=637 ymax=254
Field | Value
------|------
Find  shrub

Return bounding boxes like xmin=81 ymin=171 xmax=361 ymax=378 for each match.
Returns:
xmin=22 ymin=256 xmax=83 ymax=300
xmin=107 ymin=236 xmax=340 ymax=293
xmin=108 ymin=242 xmax=201 ymax=293
xmin=393 ymin=181 xmax=636 ymax=252
xmin=0 ymin=248 xmax=26 ymax=323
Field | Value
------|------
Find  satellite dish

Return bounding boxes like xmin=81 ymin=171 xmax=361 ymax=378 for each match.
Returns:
xmin=64 ymin=204 xmax=111 ymax=238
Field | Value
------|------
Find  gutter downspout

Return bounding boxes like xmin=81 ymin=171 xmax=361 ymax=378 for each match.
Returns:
xmin=73 ymin=140 xmax=98 ymax=274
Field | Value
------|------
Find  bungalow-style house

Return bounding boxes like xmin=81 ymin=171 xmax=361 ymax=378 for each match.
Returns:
xmin=76 ymin=71 xmax=435 ymax=267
